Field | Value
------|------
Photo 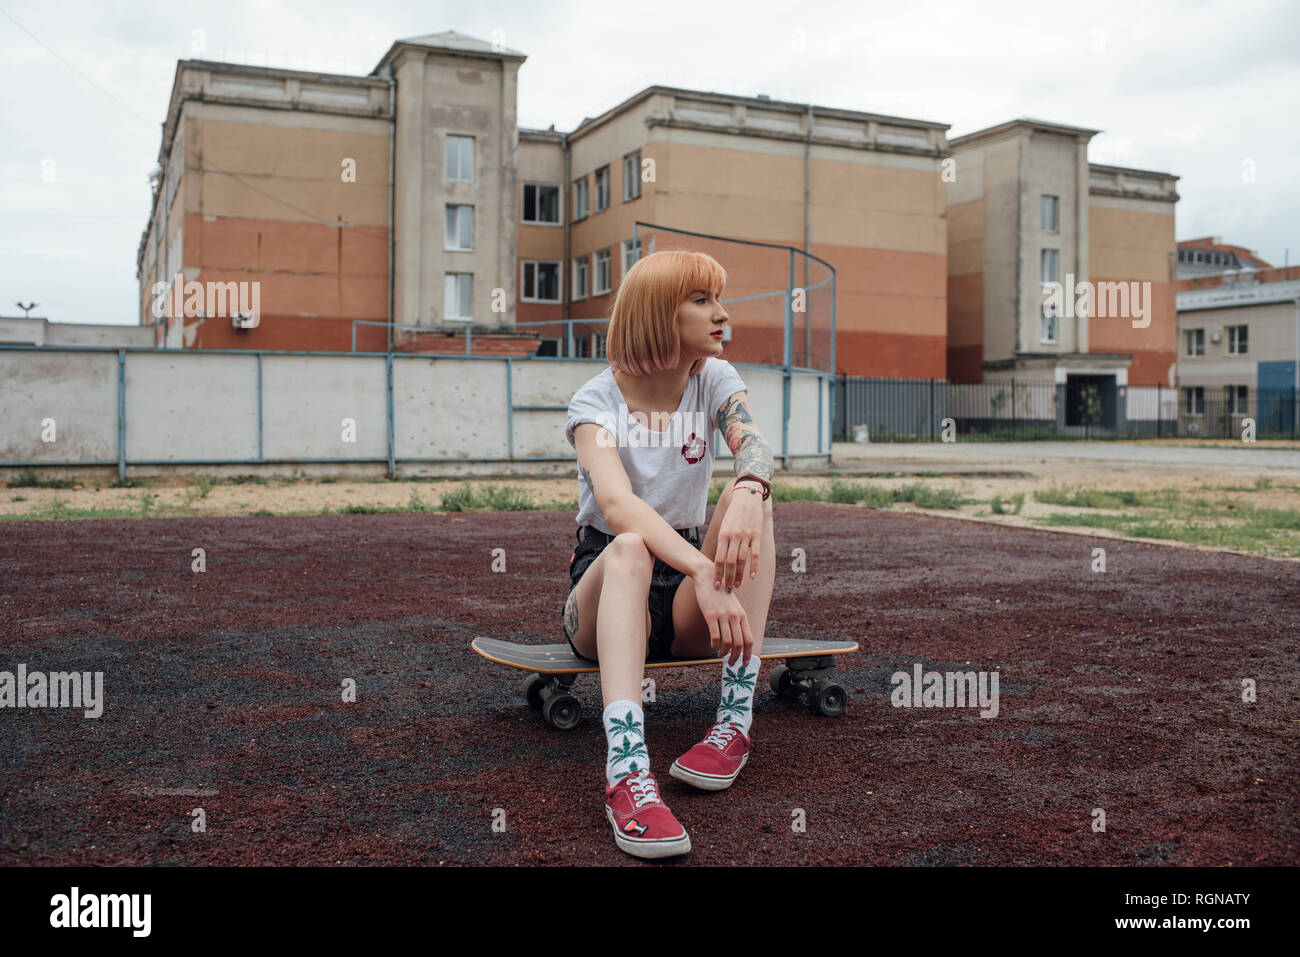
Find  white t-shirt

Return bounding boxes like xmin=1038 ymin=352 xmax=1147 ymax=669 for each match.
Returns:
xmin=565 ymin=357 xmax=749 ymax=534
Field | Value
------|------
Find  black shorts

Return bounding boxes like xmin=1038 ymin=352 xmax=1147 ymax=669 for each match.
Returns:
xmin=562 ymin=524 xmax=703 ymax=661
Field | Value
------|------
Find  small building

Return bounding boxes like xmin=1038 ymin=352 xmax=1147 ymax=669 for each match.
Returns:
xmin=945 ymin=119 xmax=1180 ymax=433
xmin=1176 ymin=265 xmax=1300 ymax=437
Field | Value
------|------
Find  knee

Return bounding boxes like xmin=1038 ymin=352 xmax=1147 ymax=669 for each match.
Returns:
xmin=608 ymin=532 xmax=654 ymax=573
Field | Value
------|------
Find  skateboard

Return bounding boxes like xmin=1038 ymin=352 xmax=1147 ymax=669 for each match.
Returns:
xmin=471 ymin=636 xmax=860 ymax=731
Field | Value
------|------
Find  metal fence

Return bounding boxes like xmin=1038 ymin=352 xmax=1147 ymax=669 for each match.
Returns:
xmin=835 ymin=377 xmax=1300 ymax=441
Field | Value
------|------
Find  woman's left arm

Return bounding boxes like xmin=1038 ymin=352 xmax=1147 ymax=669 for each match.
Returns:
xmin=714 ymin=390 xmax=774 ymax=588
xmin=717 ymin=390 xmax=773 ymax=494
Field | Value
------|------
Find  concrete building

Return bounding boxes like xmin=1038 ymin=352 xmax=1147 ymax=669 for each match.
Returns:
xmin=139 ymin=58 xmax=394 ymax=352
xmin=1176 ymin=263 xmax=1300 ymax=436
xmin=945 ymin=119 xmax=1180 ymax=428
xmin=1176 ymin=236 xmax=1271 ymax=279
xmin=0 ymin=316 xmax=153 ymax=348
xmin=138 ymin=30 xmax=952 ymax=375
xmin=520 ymin=87 xmax=951 ymax=377
xmin=136 ymin=32 xmax=1184 ymax=389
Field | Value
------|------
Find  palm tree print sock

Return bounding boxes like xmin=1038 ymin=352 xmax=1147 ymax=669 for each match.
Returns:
xmin=602 ymin=700 xmax=649 ymax=786
xmin=717 ymin=654 xmax=761 ymax=736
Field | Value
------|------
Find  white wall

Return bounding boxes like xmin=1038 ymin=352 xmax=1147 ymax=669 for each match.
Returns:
xmin=0 ymin=350 xmax=830 ymax=474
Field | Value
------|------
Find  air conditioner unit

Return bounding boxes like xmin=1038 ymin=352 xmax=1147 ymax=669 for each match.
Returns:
xmin=233 ymin=312 xmax=259 ymax=330
xmin=1209 ymin=331 xmax=1222 ymax=343
xmin=721 ymin=326 xmax=732 ymax=342
xmin=1187 ymin=420 xmax=1200 ymax=434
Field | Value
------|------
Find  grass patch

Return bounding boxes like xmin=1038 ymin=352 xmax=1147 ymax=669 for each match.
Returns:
xmin=1034 ymin=506 xmax=1300 ymax=557
xmin=6 ymin=469 xmax=78 ymax=489
xmin=990 ymin=492 xmax=1025 ymax=515
xmin=407 ymin=487 xmax=439 ymax=513
xmin=894 ymin=483 xmax=966 ymax=509
xmin=0 ymin=498 xmax=160 ymax=521
xmin=1034 ymin=485 xmax=1179 ymax=510
xmin=437 ymin=483 xmax=537 ymax=512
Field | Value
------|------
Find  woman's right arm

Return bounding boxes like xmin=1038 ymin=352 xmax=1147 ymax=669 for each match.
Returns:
xmin=574 ymin=422 xmax=710 ymax=581
xmin=574 ymin=423 xmax=753 ymax=661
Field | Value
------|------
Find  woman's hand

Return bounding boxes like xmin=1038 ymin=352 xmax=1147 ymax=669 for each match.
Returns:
xmin=691 ymin=573 xmax=754 ymax=665
xmin=714 ymin=482 xmax=764 ymax=590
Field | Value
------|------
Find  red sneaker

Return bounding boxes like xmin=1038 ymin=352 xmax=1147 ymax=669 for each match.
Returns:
xmin=669 ymin=721 xmax=750 ymax=790
xmin=604 ymin=769 xmax=691 ymax=859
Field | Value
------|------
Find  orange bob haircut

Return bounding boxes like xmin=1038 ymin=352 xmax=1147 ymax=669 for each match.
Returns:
xmin=605 ymin=249 xmax=728 ymax=378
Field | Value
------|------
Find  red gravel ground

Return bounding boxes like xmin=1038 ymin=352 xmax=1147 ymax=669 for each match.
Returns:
xmin=0 ymin=503 xmax=1296 ymax=866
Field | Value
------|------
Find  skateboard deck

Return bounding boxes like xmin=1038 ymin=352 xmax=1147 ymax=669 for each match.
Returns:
xmin=472 ymin=636 xmax=859 ymax=674
xmin=472 ymin=635 xmax=860 ymax=729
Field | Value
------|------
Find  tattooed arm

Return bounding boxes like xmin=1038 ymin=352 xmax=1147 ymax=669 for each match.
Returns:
xmin=716 ymin=391 xmax=773 ymax=493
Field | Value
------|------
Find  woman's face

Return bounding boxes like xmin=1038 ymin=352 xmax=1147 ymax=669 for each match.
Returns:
xmin=675 ymin=287 xmax=729 ymax=364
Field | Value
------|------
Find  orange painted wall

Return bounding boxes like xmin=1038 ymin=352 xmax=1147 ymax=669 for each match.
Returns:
xmin=1088 ymin=204 xmax=1177 ymax=387
xmin=1086 ymin=275 xmax=1176 ymax=387
xmin=946 ymin=197 xmax=984 ymax=381
xmin=179 ymin=213 xmax=389 ymax=351
xmin=946 ymin=273 xmax=983 ymax=382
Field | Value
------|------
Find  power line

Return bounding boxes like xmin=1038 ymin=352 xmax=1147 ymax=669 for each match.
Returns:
xmin=0 ymin=5 xmax=157 ymax=130
xmin=0 ymin=7 xmax=389 ymax=242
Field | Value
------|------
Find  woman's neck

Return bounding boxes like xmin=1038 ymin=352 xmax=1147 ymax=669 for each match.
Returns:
xmin=614 ymin=364 xmax=693 ymax=411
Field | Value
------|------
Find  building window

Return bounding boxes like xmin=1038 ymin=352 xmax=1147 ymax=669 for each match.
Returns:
xmin=594 ymin=166 xmax=610 ymax=212
xmin=1225 ymin=385 xmax=1248 ymax=414
xmin=623 ymin=151 xmax=642 ymax=201
xmin=1184 ymin=386 xmax=1204 ymax=415
xmin=572 ymin=256 xmax=589 ymax=300
xmin=593 ymin=248 xmax=611 ymax=295
xmin=445 ymin=205 xmax=474 ymax=250
xmin=1039 ymin=248 xmax=1060 ymax=343
xmin=573 ymin=177 xmax=588 ymax=221
xmin=445 ymin=273 xmax=472 ymax=320
xmin=521 ymin=261 xmax=561 ymax=302
xmin=593 ymin=331 xmax=607 ymax=358
xmin=1185 ymin=328 xmax=1205 ymax=357
xmin=446 ymin=135 xmax=474 ymax=182
xmin=1042 ymin=195 xmax=1059 ymax=233
xmin=522 ymin=184 xmax=560 ymax=224
xmin=1040 ymin=311 xmax=1058 ymax=344
xmin=1041 ymin=248 xmax=1060 ymax=284
xmin=621 ymin=237 xmax=642 ymax=276
xmin=1227 ymin=324 xmax=1248 ymax=355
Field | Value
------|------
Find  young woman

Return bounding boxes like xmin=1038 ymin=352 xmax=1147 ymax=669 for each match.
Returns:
xmin=562 ymin=249 xmax=776 ymax=859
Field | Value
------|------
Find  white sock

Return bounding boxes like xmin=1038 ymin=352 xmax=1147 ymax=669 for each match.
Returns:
xmin=602 ymin=700 xmax=649 ymax=786
xmin=717 ymin=654 xmax=761 ymax=736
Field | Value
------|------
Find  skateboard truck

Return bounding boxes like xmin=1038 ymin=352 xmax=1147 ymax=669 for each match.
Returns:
xmin=767 ymin=655 xmax=848 ymax=717
xmin=519 ymin=655 xmax=848 ymax=730
xmin=521 ymin=673 xmax=584 ymax=731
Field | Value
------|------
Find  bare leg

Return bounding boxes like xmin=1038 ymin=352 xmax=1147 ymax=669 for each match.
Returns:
xmin=564 ymin=533 xmax=655 ymax=706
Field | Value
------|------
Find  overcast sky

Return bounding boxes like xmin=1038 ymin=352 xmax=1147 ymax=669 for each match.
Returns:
xmin=2 ymin=0 xmax=1296 ymax=325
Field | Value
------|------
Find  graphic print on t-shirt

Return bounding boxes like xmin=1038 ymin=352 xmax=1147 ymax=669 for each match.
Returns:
xmin=680 ymin=431 xmax=706 ymax=464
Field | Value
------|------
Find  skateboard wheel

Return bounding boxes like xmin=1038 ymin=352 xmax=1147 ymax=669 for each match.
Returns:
xmin=810 ymin=681 xmax=847 ymax=717
xmin=770 ymin=664 xmax=794 ymax=699
xmin=543 ymin=692 xmax=582 ymax=731
xmin=521 ymin=673 xmax=547 ymax=710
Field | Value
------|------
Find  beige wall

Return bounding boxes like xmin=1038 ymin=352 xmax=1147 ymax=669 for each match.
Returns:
xmin=140 ymin=64 xmax=393 ymax=351
xmin=1089 ymin=198 xmax=1177 ymax=386
xmin=1179 ymin=301 xmax=1299 ymax=389
xmin=393 ymin=47 xmax=519 ymax=331
xmin=565 ymin=93 xmax=949 ymax=377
